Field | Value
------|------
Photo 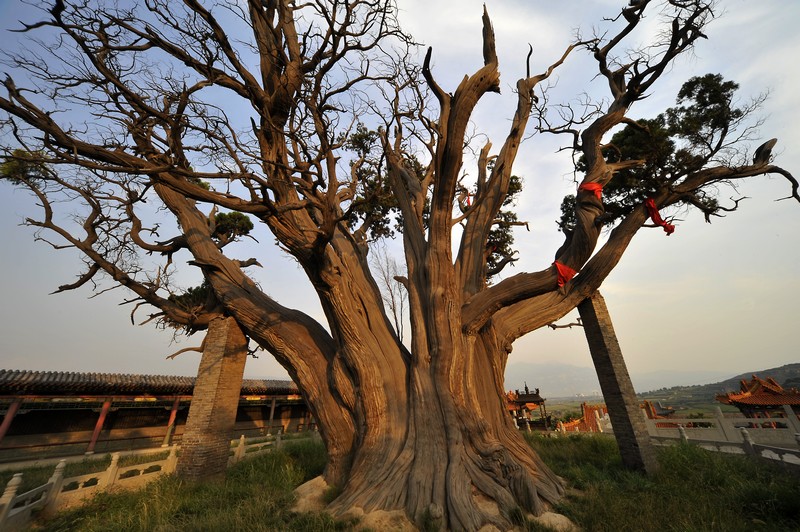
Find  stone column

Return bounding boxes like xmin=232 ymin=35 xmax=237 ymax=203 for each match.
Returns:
xmin=578 ymin=291 xmax=659 ymax=474
xmin=176 ymin=316 xmax=248 ymax=481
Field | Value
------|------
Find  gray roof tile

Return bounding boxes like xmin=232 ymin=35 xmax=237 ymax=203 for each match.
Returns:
xmin=0 ymin=369 xmax=298 ymax=396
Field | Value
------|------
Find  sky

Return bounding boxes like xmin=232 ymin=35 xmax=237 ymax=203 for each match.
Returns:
xmin=0 ymin=1 xmax=798 ymax=392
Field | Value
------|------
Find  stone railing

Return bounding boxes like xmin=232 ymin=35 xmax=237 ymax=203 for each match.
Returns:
xmin=649 ymin=424 xmax=800 ymax=466
xmin=0 ymin=431 xmax=312 ymax=530
xmin=642 ymin=405 xmax=800 ymax=449
xmin=557 ymin=404 xmax=800 ymax=466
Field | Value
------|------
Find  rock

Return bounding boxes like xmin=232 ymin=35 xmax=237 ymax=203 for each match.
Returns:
xmin=530 ymin=511 xmax=579 ymax=531
xmin=292 ymin=475 xmax=329 ymax=513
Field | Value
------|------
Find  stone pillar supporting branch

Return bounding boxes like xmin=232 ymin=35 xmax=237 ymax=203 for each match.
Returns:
xmin=578 ymin=291 xmax=659 ymax=475
xmin=176 ymin=316 xmax=248 ymax=481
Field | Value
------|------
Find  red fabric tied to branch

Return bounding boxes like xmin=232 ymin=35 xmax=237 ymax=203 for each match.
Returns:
xmin=644 ymin=198 xmax=675 ymax=235
xmin=578 ymin=182 xmax=603 ymax=199
xmin=553 ymin=261 xmax=577 ymax=287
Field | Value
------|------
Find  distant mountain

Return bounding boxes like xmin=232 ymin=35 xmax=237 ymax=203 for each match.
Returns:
xmin=645 ymin=363 xmax=800 ymax=398
xmin=628 ymin=369 xmax=731 ymax=393
xmin=503 ymin=362 xmax=603 ymax=398
xmin=504 ymin=361 xmax=800 ymax=399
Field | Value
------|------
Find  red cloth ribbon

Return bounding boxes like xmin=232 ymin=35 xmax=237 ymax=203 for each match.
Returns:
xmin=644 ymin=198 xmax=675 ymax=235
xmin=578 ymin=182 xmax=603 ymax=199
xmin=553 ymin=261 xmax=577 ymax=287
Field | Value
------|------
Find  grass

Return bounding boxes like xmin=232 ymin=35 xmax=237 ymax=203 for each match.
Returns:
xmin=32 ymin=439 xmax=358 ymax=531
xmin=24 ymin=434 xmax=800 ymax=531
xmin=1 ymin=456 xmax=112 ymax=493
xmin=526 ymin=432 xmax=800 ymax=532
xmin=0 ymin=450 xmax=174 ymax=494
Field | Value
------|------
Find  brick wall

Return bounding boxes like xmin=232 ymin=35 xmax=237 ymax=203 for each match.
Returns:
xmin=176 ymin=317 xmax=248 ymax=480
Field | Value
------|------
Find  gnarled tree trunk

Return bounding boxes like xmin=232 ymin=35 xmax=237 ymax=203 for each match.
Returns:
xmin=319 ymin=327 xmax=565 ymax=530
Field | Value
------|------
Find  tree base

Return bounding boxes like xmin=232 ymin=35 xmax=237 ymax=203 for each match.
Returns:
xmin=293 ymin=476 xmax=417 ymax=530
xmin=292 ymin=476 xmax=578 ymax=532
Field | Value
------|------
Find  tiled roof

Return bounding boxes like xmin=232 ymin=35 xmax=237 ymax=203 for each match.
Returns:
xmin=724 ymin=393 xmax=800 ymax=407
xmin=0 ymin=370 xmax=297 ymax=396
xmin=716 ymin=374 xmax=800 ymax=408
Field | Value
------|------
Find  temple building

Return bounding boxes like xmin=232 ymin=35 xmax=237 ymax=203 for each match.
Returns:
xmin=0 ymin=369 xmax=311 ymax=462
xmin=506 ymin=384 xmax=551 ymax=430
xmin=557 ymin=403 xmax=609 ymax=433
xmin=716 ymin=375 xmax=800 ymax=421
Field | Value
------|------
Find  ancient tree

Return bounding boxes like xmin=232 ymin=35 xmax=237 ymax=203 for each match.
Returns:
xmin=1 ymin=0 xmax=797 ymax=529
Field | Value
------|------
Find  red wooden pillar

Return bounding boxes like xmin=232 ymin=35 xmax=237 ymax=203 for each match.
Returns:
xmin=86 ymin=399 xmax=112 ymax=454
xmin=0 ymin=399 xmax=22 ymax=444
xmin=162 ymin=397 xmax=182 ymax=447
xmin=267 ymin=397 xmax=277 ymax=434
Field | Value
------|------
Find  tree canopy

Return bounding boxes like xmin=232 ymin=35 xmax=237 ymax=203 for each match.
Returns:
xmin=1 ymin=0 xmax=797 ymax=529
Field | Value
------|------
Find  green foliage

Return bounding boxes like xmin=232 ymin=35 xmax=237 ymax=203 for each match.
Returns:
xmin=666 ymin=73 xmax=743 ymax=148
xmin=281 ymin=438 xmax=329 ymax=481
xmin=343 ymin=123 xmax=525 ymax=280
xmin=0 ymin=149 xmax=47 ymax=184
xmin=486 ymin=175 xmax=523 ymax=279
xmin=526 ymin=435 xmax=800 ymax=532
xmin=212 ymin=211 xmax=254 ymax=243
xmin=188 ymin=176 xmax=211 ymax=190
xmin=559 ymin=74 xmax=741 ymax=233
xmin=167 ymin=279 xmax=211 ymax=312
xmin=343 ymin=123 xmax=398 ymax=241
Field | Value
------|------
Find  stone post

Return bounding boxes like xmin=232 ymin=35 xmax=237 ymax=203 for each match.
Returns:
xmin=165 ymin=444 xmax=179 ymax=474
xmin=678 ymin=424 xmax=688 ymax=444
xmin=714 ymin=407 xmax=737 ymax=443
xmin=578 ymin=292 xmax=659 ymax=474
xmin=233 ymin=435 xmax=247 ymax=463
xmin=103 ymin=453 xmax=120 ymax=488
xmin=0 ymin=473 xmax=22 ymax=525
xmin=740 ymin=428 xmax=756 ymax=456
xmin=43 ymin=460 xmax=66 ymax=516
xmin=782 ymin=405 xmax=800 ymax=434
xmin=176 ymin=316 xmax=248 ymax=481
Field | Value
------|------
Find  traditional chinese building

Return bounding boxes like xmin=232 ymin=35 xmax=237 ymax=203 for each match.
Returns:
xmin=716 ymin=375 xmax=800 ymax=420
xmin=641 ymin=400 xmax=676 ymax=419
xmin=506 ymin=384 xmax=550 ymax=430
xmin=558 ymin=403 xmax=609 ymax=433
xmin=0 ymin=369 xmax=310 ymax=462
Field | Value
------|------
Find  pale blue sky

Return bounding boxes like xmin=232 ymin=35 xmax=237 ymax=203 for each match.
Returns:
xmin=0 ymin=1 xmax=797 ymax=390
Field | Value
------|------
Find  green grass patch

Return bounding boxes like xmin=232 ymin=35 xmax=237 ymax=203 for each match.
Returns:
xmin=22 ymin=433 xmax=800 ymax=531
xmin=32 ymin=439 xmax=357 ymax=532
xmin=0 ymin=456 xmax=113 ymax=493
xmin=526 ymin=433 xmax=800 ymax=531
xmin=118 ymin=450 xmax=171 ymax=468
